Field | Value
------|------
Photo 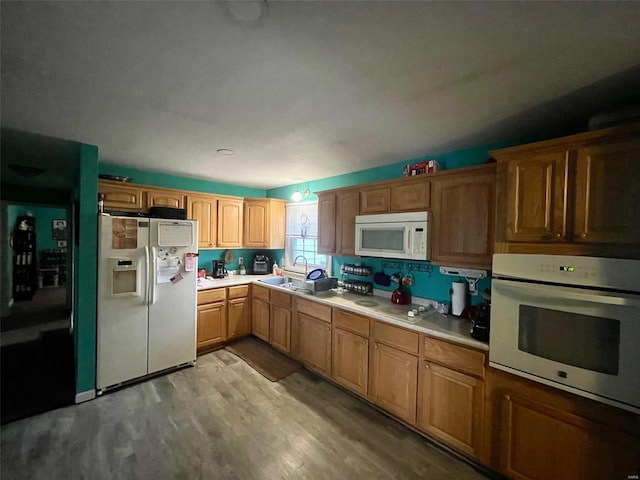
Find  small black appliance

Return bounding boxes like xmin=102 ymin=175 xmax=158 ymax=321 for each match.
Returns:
xmin=470 ymin=303 xmax=490 ymax=342
xmin=252 ymin=253 xmax=270 ymax=275
xmin=212 ymin=260 xmax=226 ymax=279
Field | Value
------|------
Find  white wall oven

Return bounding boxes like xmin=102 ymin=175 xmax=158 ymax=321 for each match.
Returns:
xmin=490 ymin=254 xmax=640 ymax=414
xmin=355 ymin=211 xmax=429 ymax=260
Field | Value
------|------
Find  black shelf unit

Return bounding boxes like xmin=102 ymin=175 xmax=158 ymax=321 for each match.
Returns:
xmin=12 ymin=215 xmax=37 ymax=301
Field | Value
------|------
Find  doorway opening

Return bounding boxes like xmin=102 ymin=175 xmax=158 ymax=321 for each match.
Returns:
xmin=1 ymin=202 xmax=75 ymax=424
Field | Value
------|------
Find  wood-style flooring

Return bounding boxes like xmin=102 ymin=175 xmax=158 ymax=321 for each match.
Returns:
xmin=1 ymin=348 xmax=491 ymax=480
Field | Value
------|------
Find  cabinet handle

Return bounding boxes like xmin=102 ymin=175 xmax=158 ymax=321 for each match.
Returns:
xmin=425 ymin=363 xmax=430 ymax=369
xmin=554 ymin=232 xmax=562 ymax=238
xmin=576 ymin=232 xmax=586 ymax=239
xmin=375 ymin=344 xmax=378 ymax=349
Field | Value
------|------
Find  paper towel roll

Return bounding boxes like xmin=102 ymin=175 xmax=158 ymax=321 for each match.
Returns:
xmin=451 ymin=281 xmax=467 ymax=316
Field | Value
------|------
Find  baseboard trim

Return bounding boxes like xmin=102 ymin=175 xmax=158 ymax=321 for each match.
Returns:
xmin=75 ymin=389 xmax=96 ymax=404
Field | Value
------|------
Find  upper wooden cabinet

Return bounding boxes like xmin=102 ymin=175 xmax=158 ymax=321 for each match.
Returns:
xmin=99 ymin=181 xmax=145 ymax=212
xmin=217 ymin=198 xmax=244 ymax=248
xmin=360 ymin=177 xmax=430 ymax=214
xmin=335 ymin=190 xmax=359 ymax=256
xmin=317 ymin=193 xmax=336 ymax=254
xmin=145 ymin=188 xmax=186 ymax=211
xmin=187 ymin=194 xmax=217 ymax=249
xmin=573 ymin=138 xmax=640 ymax=244
xmin=493 ymin=122 xmax=640 ymax=258
xmin=503 ymin=151 xmax=569 ymax=243
xmin=316 ymin=189 xmax=359 ymax=256
xmin=431 ymin=164 xmax=496 ymax=269
xmin=244 ymin=198 xmax=286 ymax=249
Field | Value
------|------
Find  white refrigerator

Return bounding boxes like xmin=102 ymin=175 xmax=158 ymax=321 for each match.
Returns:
xmin=97 ymin=214 xmax=198 ymax=392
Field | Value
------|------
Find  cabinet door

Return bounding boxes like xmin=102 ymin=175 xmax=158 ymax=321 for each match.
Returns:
xmin=297 ymin=313 xmax=332 ymax=376
xmin=146 ymin=189 xmax=185 ymax=210
xmin=270 ymin=305 xmax=291 ymax=353
xmin=390 ymin=179 xmax=430 ymax=212
xmin=484 ymin=369 xmax=640 ymax=480
xmin=244 ymin=199 xmax=269 ymax=248
xmin=188 ymin=195 xmax=217 ymax=249
xmin=197 ymin=302 xmax=226 ymax=352
xmin=218 ymin=198 xmax=244 ymax=248
xmin=251 ymin=298 xmax=270 ymax=342
xmin=228 ymin=297 xmax=251 ymax=340
xmin=574 ymin=139 xmax=640 ymax=244
xmin=505 ymin=151 xmax=568 ymax=242
xmin=332 ymin=327 xmax=368 ymax=396
xmin=369 ymin=341 xmax=418 ymax=424
xmin=417 ymin=361 xmax=484 ymax=458
xmin=317 ymin=193 xmax=336 ymax=254
xmin=360 ymin=187 xmax=390 ymax=214
xmin=431 ymin=166 xmax=496 ymax=269
xmin=99 ymin=182 xmax=145 ymax=212
xmin=335 ymin=190 xmax=359 ymax=256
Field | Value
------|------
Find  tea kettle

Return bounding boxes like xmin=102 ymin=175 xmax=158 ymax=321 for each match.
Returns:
xmin=391 ymin=285 xmax=410 ymax=305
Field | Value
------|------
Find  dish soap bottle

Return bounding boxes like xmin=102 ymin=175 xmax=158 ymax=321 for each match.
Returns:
xmin=238 ymin=257 xmax=246 ymax=275
xmin=272 ymin=261 xmax=278 ymax=275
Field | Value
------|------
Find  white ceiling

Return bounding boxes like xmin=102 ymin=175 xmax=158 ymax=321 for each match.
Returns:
xmin=2 ymin=1 xmax=640 ymax=189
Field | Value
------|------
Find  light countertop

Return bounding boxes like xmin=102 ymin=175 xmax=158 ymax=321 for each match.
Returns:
xmin=197 ymin=274 xmax=487 ymax=351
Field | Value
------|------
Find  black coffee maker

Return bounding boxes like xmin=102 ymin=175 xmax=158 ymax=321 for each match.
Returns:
xmin=470 ymin=303 xmax=490 ymax=342
xmin=212 ymin=260 xmax=226 ymax=279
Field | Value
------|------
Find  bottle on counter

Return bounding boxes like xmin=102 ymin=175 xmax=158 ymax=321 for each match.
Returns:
xmin=272 ymin=262 xmax=278 ymax=275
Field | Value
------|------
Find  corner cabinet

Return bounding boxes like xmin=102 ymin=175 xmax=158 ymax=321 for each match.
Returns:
xmin=244 ymin=198 xmax=286 ymax=249
xmin=431 ymin=164 xmax=496 ymax=269
xmin=493 ymin=122 xmax=640 ymax=258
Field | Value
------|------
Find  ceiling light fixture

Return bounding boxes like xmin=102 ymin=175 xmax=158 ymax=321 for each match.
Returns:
xmin=217 ymin=148 xmax=235 ymax=155
xmin=291 ymin=188 xmax=303 ymax=202
xmin=303 ymin=188 xmax=310 ymax=198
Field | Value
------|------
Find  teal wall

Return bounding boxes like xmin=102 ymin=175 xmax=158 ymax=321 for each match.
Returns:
xmin=99 ymin=163 xmax=266 ymax=198
xmin=267 ymin=142 xmax=511 ymax=306
xmin=75 ymin=143 xmax=99 ymax=395
xmin=7 ymin=205 xmax=68 ymax=262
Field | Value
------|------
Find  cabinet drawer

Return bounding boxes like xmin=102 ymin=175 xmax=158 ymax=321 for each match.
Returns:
xmin=423 ymin=336 xmax=485 ymax=378
xmin=270 ymin=290 xmax=292 ymax=308
xmin=296 ymin=298 xmax=332 ymax=323
xmin=372 ymin=321 xmax=419 ymax=355
xmin=252 ymin=284 xmax=270 ymax=302
xmin=334 ymin=309 xmax=369 ymax=337
xmin=228 ymin=284 xmax=249 ymax=299
xmin=198 ymin=288 xmax=226 ymax=305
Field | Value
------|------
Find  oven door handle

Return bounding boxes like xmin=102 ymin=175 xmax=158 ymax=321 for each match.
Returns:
xmin=493 ymin=279 xmax=640 ymax=308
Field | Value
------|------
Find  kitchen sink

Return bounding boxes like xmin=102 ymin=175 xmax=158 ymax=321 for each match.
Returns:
xmin=257 ymin=276 xmax=337 ymax=295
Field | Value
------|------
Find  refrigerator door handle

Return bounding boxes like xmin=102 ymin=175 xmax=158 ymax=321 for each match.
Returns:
xmin=150 ymin=246 xmax=157 ymax=305
xmin=144 ymin=246 xmax=150 ymax=304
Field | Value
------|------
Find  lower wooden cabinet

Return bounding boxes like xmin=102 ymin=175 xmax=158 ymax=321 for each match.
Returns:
xmin=197 ymin=301 xmax=226 ymax=352
xmin=417 ymin=361 xmax=484 ymax=457
xmin=251 ymin=298 xmax=270 ymax=342
xmin=369 ymin=341 xmax=418 ymax=424
xmin=332 ymin=327 xmax=368 ymax=396
xmin=297 ymin=313 xmax=332 ymax=376
xmin=228 ymin=297 xmax=250 ymax=339
xmin=484 ymin=368 xmax=640 ymax=480
xmin=270 ymin=305 xmax=291 ymax=353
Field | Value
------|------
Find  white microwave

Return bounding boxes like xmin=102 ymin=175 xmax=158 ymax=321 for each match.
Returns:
xmin=355 ymin=212 xmax=429 ymax=260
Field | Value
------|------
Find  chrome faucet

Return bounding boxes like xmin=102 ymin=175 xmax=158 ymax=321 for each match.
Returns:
xmin=293 ymin=255 xmax=309 ymax=277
